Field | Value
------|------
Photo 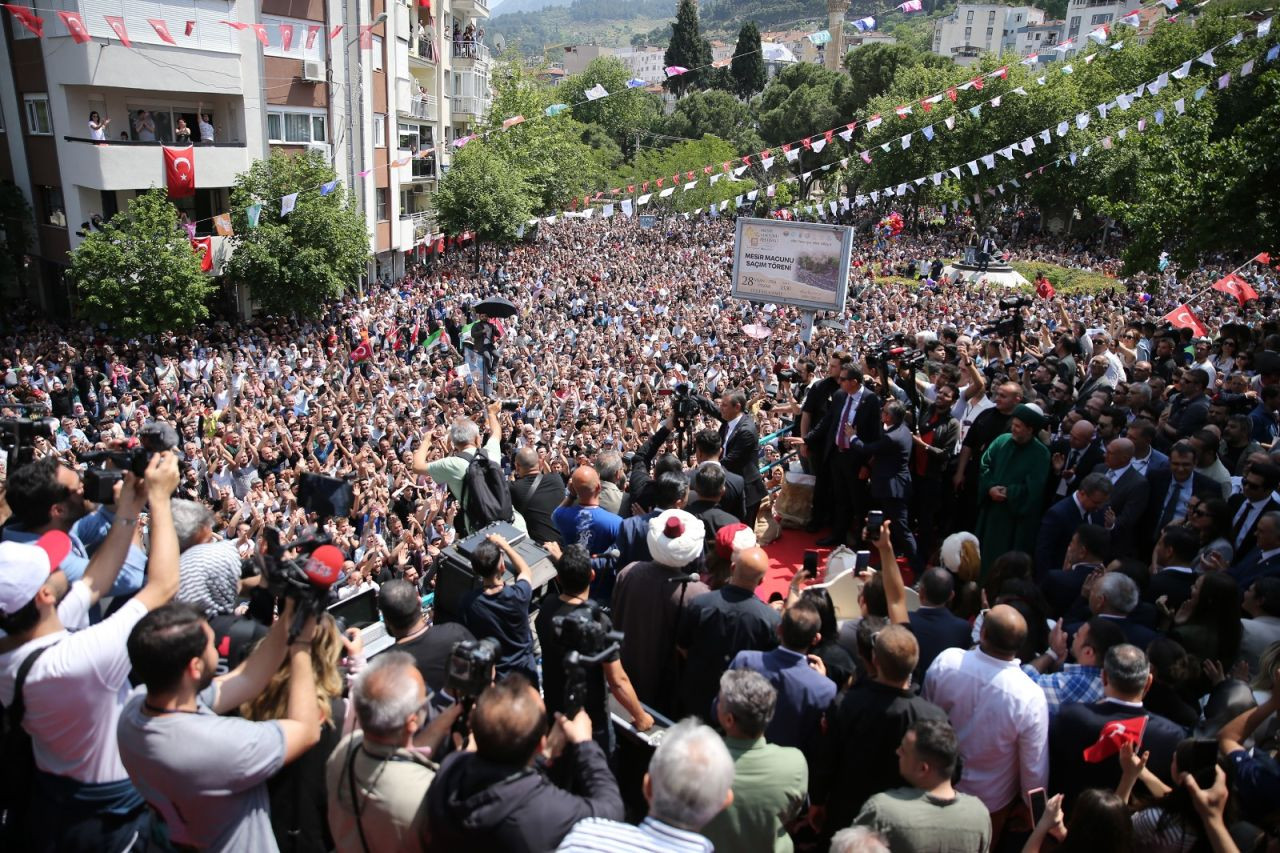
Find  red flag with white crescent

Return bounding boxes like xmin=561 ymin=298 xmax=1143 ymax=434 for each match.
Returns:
xmin=1163 ymin=304 xmax=1207 ymax=336
xmin=1211 ymin=273 xmax=1258 ymax=305
xmin=163 ymin=146 xmax=196 ymax=198
xmin=190 ymin=237 xmax=213 ymax=272
xmin=57 ymin=11 xmax=91 ymax=43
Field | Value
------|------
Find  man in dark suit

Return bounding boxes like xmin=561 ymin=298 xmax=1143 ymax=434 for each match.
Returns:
xmin=1047 ymin=418 xmax=1104 ymax=502
xmin=1044 ymin=523 xmax=1110 ymax=617
xmin=508 ymin=447 xmax=567 ymax=546
xmin=1049 ymin=644 xmax=1187 ymax=810
xmin=683 ymin=464 xmax=741 ymax=544
xmin=855 ymin=400 xmax=915 ymax=561
xmin=1227 ymin=462 xmax=1280 ymax=565
xmin=684 ymin=428 xmax=747 ymax=522
xmin=1067 ymin=572 xmax=1159 ymax=650
xmin=907 ymin=569 xmax=973 ymax=683
xmin=709 ymin=389 xmax=767 ymax=526
xmin=1143 ymin=525 xmax=1200 ymax=610
xmin=1090 ymin=438 xmax=1151 ymax=558
xmin=613 ymin=473 xmax=688 ymax=567
xmin=1230 ymin=511 xmax=1280 ymax=589
xmin=804 ymin=363 xmax=881 ymax=547
xmin=1035 ymin=474 xmax=1111 ymax=582
xmin=1142 ymin=441 xmax=1220 ymax=554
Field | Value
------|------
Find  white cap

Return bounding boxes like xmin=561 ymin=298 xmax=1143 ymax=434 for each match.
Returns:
xmin=0 ymin=532 xmax=72 ymax=616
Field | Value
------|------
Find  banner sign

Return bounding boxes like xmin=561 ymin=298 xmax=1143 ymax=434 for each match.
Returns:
xmin=637 ymin=214 xmax=657 ymax=229
xmin=731 ymin=217 xmax=853 ymax=312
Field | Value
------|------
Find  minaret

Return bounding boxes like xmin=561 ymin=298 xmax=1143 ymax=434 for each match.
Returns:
xmin=826 ymin=0 xmax=850 ymax=70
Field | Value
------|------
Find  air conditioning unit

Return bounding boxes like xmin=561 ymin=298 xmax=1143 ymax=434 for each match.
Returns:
xmin=302 ymin=60 xmax=325 ymax=83
xmin=307 ymin=142 xmax=332 ymax=161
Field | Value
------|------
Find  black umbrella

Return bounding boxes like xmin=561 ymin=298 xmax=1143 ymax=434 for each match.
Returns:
xmin=474 ymin=296 xmax=518 ymax=318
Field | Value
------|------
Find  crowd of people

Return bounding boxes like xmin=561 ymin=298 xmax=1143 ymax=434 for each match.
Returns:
xmin=0 ymin=205 xmax=1278 ymax=853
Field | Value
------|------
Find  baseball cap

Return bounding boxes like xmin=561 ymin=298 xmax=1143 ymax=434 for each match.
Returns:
xmin=0 ymin=532 xmax=73 ymax=616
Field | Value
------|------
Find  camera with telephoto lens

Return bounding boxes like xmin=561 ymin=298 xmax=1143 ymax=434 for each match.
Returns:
xmin=553 ymin=602 xmax=623 ymax=718
xmin=80 ymin=421 xmax=179 ymax=504
xmin=446 ymin=637 xmax=501 ymax=699
xmin=0 ymin=415 xmax=57 ymax=470
xmin=249 ymin=524 xmax=343 ymax=642
xmin=500 ymin=399 xmax=522 ymax=412
xmin=980 ymin=296 xmax=1032 ymax=338
xmin=869 ymin=333 xmax=926 ymax=372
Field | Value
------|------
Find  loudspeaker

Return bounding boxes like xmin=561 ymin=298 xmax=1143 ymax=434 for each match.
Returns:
xmin=433 ymin=521 xmax=558 ymax=619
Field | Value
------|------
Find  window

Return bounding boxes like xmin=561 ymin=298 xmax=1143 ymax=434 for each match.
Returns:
xmin=266 ymin=109 xmax=326 ymax=144
xmin=39 ymin=186 xmax=65 ymax=227
xmin=988 ymin=10 xmax=996 ymax=22
xmin=374 ymin=114 xmax=387 ymax=147
xmin=24 ymin=95 xmax=51 ymax=135
xmin=372 ymin=36 xmax=384 ymax=71
xmin=375 ymin=188 xmax=388 ymax=221
xmin=262 ymin=15 xmax=325 ymax=63
xmin=966 ymin=10 xmax=974 ymax=23
xmin=964 ymin=26 xmax=973 ymax=39
xmin=987 ymin=26 xmax=994 ymax=36
xmin=1091 ymin=13 xmax=1112 ymax=24
xmin=1068 ymin=16 xmax=1081 ymax=36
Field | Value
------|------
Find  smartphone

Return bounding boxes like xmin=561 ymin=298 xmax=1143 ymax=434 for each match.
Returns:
xmin=855 ymin=550 xmax=871 ymax=571
xmin=866 ymin=510 xmax=884 ymax=541
xmin=1182 ymin=738 xmax=1218 ymax=790
xmin=802 ymin=550 xmax=819 ymax=580
xmin=1028 ymin=788 xmax=1048 ymax=825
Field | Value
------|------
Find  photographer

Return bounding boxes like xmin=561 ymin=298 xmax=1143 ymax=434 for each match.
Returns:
xmin=0 ymin=452 xmax=179 ymax=851
xmin=425 ymin=676 xmax=623 ymax=852
xmin=459 ymin=533 xmax=539 ymax=688
xmin=3 ymin=456 xmax=147 ymax=599
xmin=535 ymin=544 xmax=654 ymax=756
xmin=379 ymin=577 xmax=475 ymax=695
xmin=117 ymin=596 xmax=323 ymax=851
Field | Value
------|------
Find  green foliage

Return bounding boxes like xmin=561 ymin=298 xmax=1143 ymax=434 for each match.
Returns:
xmin=0 ymin=181 xmax=33 ymax=284
xmin=490 ymin=0 xmax=670 ymax=55
xmin=665 ymin=0 xmax=712 ymax=97
xmin=620 ymin=134 xmax=753 ymax=213
xmin=1010 ymin=261 xmax=1120 ymax=294
xmin=731 ymin=21 xmax=767 ymax=99
xmin=69 ymin=188 xmax=214 ymax=333
xmin=561 ymin=56 xmax=663 ymax=154
xmin=844 ymin=43 xmax=951 ymax=112
xmin=435 ymin=143 xmax=534 ymax=259
xmin=661 ymin=89 xmax=764 ymax=154
xmin=757 ymin=63 xmax=854 ymax=196
xmin=224 ymin=151 xmax=369 ymax=318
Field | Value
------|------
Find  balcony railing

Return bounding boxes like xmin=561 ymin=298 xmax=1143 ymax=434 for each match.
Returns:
xmin=451 ymin=41 xmax=489 ymax=63
xmin=404 ymin=95 xmax=437 ymax=119
xmin=409 ymin=35 xmax=437 ymax=63
xmin=411 ymin=157 xmax=437 ymax=180
xmin=450 ymin=96 xmax=484 ymax=117
xmin=61 ymin=135 xmax=250 ymax=192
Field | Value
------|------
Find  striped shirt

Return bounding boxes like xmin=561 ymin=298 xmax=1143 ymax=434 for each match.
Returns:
xmin=557 ymin=816 xmax=714 ymax=852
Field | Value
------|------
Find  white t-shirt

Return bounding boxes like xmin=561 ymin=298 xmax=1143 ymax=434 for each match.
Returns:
xmin=0 ymin=593 xmax=149 ymax=783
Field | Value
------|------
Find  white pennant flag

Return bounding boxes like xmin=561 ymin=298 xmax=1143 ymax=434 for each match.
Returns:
xmin=1228 ymin=32 xmax=1243 ymax=46
xmin=802 ymin=171 xmax=813 ymax=181
xmin=914 ymin=177 xmax=925 ymax=185
xmin=1117 ymin=93 xmax=1131 ymax=110
xmin=944 ymin=115 xmax=956 ymax=130
xmin=1242 ymin=59 xmax=1255 ymax=76
xmin=922 ymin=125 xmax=935 ymax=141
xmin=1258 ymin=17 xmax=1272 ymax=37
xmin=280 ymin=192 xmax=298 ymax=217
xmin=747 ymin=190 xmax=758 ymax=201
xmin=709 ymin=173 xmax=722 ymax=185
xmin=638 ymin=193 xmax=652 ymax=205
xmin=981 ymin=154 xmax=996 ymax=170
xmin=658 ymin=187 xmax=674 ymax=198
xmin=720 ymin=200 xmax=729 ymax=211
xmin=683 ymin=180 xmax=697 ymax=191
xmin=931 ymin=172 xmax=942 ymax=185
xmin=901 ymin=133 xmax=912 ymax=149
xmin=1012 ymin=87 xmax=1028 ymax=96
xmin=762 ymin=156 xmax=775 ymax=171
xmin=999 ymin=146 xmax=1015 ymax=160
xmin=1197 ymin=49 xmax=1215 ymax=68
xmin=949 ymin=166 xmax=961 ymax=179
xmin=992 ymin=96 xmax=1003 ymax=107
xmin=733 ymin=166 xmax=748 ymax=178
xmin=829 ymin=201 xmax=838 ymax=215
xmin=1076 ymin=112 xmax=1091 ymax=130
xmin=621 ymin=199 xmax=633 ymax=217
xmin=602 ymin=203 xmax=614 ymax=218
xmin=767 ymin=184 xmax=777 ymax=197
xmin=584 ymin=83 xmax=609 ymax=100
xmin=1174 ymin=97 xmax=1186 ymax=114
xmin=811 ymin=138 xmax=827 ymax=153
xmin=1172 ymin=60 xmax=1192 ymax=80
xmin=1039 ymin=128 xmax=1051 ymax=143
xmin=880 ymin=143 xmax=891 ymax=152
xmin=1057 ymin=121 xmax=1070 ymax=137
xmin=838 ymin=129 xmax=854 ymax=142
xmin=967 ymin=160 xmax=979 ymax=175
xmin=785 ymin=148 xmax=800 ymax=163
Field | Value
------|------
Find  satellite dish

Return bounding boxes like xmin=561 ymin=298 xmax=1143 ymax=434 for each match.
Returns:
xmin=494 ymin=33 xmax=506 ymax=53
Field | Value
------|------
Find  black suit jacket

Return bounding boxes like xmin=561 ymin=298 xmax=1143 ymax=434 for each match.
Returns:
xmin=806 ymin=389 xmax=882 ymax=460
xmin=907 ymin=606 xmax=973 ymax=683
xmin=685 ymin=464 xmax=747 ymax=523
xmin=1066 ymin=613 xmax=1158 ymax=650
xmin=1227 ymin=493 xmax=1280 ymax=562
xmin=1049 ymin=699 xmax=1187 ymax=809
xmin=1046 ymin=439 xmax=1104 ymax=501
xmin=1045 ymin=562 xmax=1103 ymax=618
xmin=862 ymin=423 xmax=913 ymax=502
xmin=1142 ymin=567 xmax=1198 ymax=610
xmin=1141 ymin=470 xmax=1221 ymax=553
xmin=719 ymin=413 xmax=766 ymax=507
xmin=1090 ymin=464 xmax=1152 ymax=558
xmin=1228 ymin=548 xmax=1280 ymax=590
xmin=1035 ymin=494 xmax=1106 ymax=581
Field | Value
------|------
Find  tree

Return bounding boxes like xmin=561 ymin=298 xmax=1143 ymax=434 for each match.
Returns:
xmin=843 ymin=43 xmax=951 ymax=112
xmin=757 ymin=63 xmax=854 ymax=196
xmin=435 ymin=143 xmax=534 ymax=271
xmin=619 ymin=134 xmax=753 ymax=214
xmin=731 ymin=21 xmax=767 ymax=100
xmin=662 ymin=89 xmax=764 ymax=154
xmin=561 ymin=56 xmax=663 ymax=154
xmin=224 ymin=151 xmax=369 ymax=317
xmin=69 ymin=188 xmax=214 ymax=333
xmin=664 ymin=0 xmax=712 ymax=97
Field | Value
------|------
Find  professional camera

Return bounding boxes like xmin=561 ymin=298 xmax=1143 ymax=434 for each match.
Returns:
xmin=553 ymin=603 xmax=623 ymax=717
xmin=446 ymin=637 xmax=500 ymax=699
xmin=999 ymin=296 xmax=1033 ymax=311
xmin=776 ymin=367 xmax=799 ymax=383
xmin=81 ymin=421 xmax=179 ymax=504
xmin=0 ymin=415 xmax=56 ymax=469
xmin=245 ymin=525 xmax=343 ymax=642
xmin=500 ymin=399 xmax=522 ymax=412
xmin=657 ymin=381 xmax=700 ymax=424
xmin=869 ymin=333 xmax=926 ymax=372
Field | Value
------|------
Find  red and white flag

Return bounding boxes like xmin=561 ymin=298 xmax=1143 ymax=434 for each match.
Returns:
xmin=1164 ymin=304 xmax=1208 ymax=337
xmin=57 ymin=11 xmax=91 ymax=43
xmin=104 ymin=15 xmax=131 ymax=47
xmin=191 ymin=237 xmax=213 ymax=272
xmin=4 ymin=4 xmax=44 ymax=37
xmin=1212 ymin=273 xmax=1258 ymax=305
xmin=149 ymin=18 xmax=177 ymax=45
xmin=163 ymin=146 xmax=196 ymax=198
xmin=350 ymin=340 xmax=373 ymax=362
xmin=1082 ymin=716 xmax=1148 ymax=763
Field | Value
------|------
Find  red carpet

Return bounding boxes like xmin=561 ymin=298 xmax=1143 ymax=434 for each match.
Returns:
xmin=757 ymin=527 xmax=829 ymax=602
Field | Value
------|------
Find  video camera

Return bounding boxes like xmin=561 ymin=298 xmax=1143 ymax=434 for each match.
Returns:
xmin=553 ymin=602 xmax=623 ymax=718
xmin=979 ymin=296 xmax=1032 ymax=339
xmin=0 ymin=415 xmax=57 ymax=470
xmin=868 ymin=333 xmax=926 ymax=372
xmin=656 ymin=381 xmax=700 ymax=424
xmin=81 ymin=421 xmax=179 ymax=504
xmin=251 ymin=527 xmax=343 ymax=642
xmin=446 ymin=637 xmax=500 ymax=699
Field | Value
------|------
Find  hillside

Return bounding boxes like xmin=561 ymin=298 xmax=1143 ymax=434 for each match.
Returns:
xmin=489 ymin=0 xmax=574 ymax=17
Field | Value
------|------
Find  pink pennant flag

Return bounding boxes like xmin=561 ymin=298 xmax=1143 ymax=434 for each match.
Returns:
xmin=57 ymin=10 xmax=91 ymax=43
xmin=860 ymin=151 xmax=872 ymax=164
xmin=664 ymin=65 xmax=689 ymax=77
xmin=148 ymin=18 xmax=176 ymax=44
xmin=898 ymin=0 xmax=923 ymax=11
xmin=279 ymin=23 xmax=294 ymax=51
xmin=502 ymin=115 xmax=525 ymax=129
xmin=306 ymin=24 xmax=321 ymax=48
xmin=105 ymin=15 xmax=131 ymax=47
xmin=357 ymin=168 xmax=372 ymax=177
xmin=185 ymin=20 xmax=195 ymax=36
xmin=329 ymin=25 xmax=343 ymax=40
xmin=895 ymin=105 xmax=911 ymax=118
xmin=223 ymin=20 xmax=248 ymax=31
xmin=358 ymin=24 xmax=374 ymax=49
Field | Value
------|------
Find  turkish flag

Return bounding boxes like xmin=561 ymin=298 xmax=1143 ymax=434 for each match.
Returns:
xmin=57 ymin=11 xmax=91 ymax=43
xmin=164 ymin=146 xmax=196 ymax=198
xmin=350 ymin=340 xmax=372 ymax=362
xmin=104 ymin=15 xmax=131 ymax=47
xmin=190 ymin=237 xmax=213 ymax=272
xmin=1164 ymin=303 xmax=1208 ymax=337
xmin=1082 ymin=716 xmax=1148 ymax=763
xmin=1212 ymin=273 xmax=1258 ymax=305
xmin=1255 ymin=252 xmax=1271 ymax=264
xmin=1036 ymin=278 xmax=1056 ymax=300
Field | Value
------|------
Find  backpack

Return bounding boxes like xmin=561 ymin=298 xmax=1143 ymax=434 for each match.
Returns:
xmin=457 ymin=449 xmax=513 ymax=536
xmin=0 ymin=644 xmax=53 ymax=845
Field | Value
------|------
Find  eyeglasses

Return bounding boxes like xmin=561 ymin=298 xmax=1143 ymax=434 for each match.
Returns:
xmin=1245 ymin=479 xmax=1267 ymax=490
xmin=1189 ymin=507 xmax=1209 ymax=517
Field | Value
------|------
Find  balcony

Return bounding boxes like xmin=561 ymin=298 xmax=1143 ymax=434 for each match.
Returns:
xmin=402 ymin=95 xmax=438 ymax=120
xmin=452 ymin=0 xmax=489 ymax=18
xmin=451 ymin=41 xmax=490 ymax=66
xmin=59 ymin=137 xmax=250 ymax=192
xmin=408 ymin=35 xmax=438 ymax=64
xmin=398 ymin=209 xmax=436 ymax=247
xmin=410 ymin=156 xmax=437 ymax=181
xmin=450 ymin=96 xmax=485 ymax=121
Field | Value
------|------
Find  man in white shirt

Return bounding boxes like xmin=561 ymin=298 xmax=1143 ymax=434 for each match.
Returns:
xmin=922 ymin=604 xmax=1048 ymax=841
xmin=0 ymin=454 xmax=180 ymax=851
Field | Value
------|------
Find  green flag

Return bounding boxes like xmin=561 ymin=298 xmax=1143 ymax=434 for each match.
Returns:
xmin=246 ymin=202 xmax=262 ymax=229
xmin=422 ymin=328 xmax=442 ymax=349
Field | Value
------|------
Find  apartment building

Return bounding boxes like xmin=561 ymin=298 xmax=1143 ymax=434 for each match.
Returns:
xmin=1062 ymin=0 xmax=1141 ymax=53
xmin=931 ymin=4 xmax=1045 ymax=65
xmin=0 ymin=0 xmax=489 ymax=315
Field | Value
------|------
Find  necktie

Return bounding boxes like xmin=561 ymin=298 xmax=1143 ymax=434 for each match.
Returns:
xmin=837 ymin=395 xmax=855 ymax=450
xmin=1058 ymin=448 xmax=1081 ymax=495
xmin=1158 ymin=481 xmax=1181 ymax=531
xmin=1234 ymin=502 xmax=1254 ymax=548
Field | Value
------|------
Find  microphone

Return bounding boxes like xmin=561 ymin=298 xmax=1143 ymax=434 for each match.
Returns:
xmin=665 ymin=572 xmax=700 ymax=585
xmin=304 ymin=544 xmax=345 ymax=588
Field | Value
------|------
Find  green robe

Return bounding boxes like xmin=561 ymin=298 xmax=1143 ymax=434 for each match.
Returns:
xmin=976 ymin=432 xmax=1050 ymax=579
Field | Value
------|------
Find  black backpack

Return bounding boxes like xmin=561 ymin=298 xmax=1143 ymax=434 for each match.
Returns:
xmin=457 ymin=449 xmax=513 ymax=536
xmin=0 ymin=644 xmax=52 ymax=845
